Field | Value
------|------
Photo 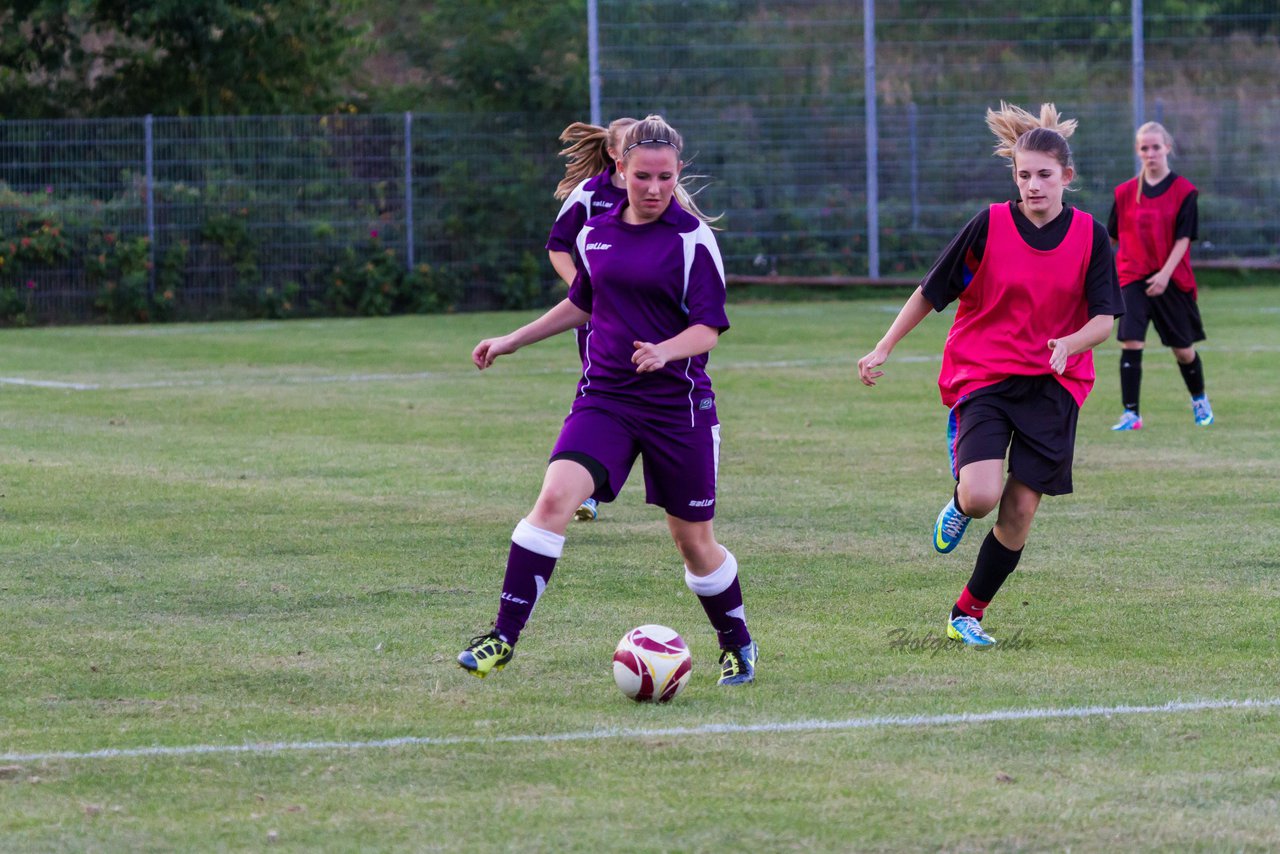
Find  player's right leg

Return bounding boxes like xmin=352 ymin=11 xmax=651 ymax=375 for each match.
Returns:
xmin=935 ymin=459 xmax=1003 ymax=554
xmin=458 ymin=460 xmax=593 ymax=678
xmin=1113 ymin=343 xmax=1145 ymax=430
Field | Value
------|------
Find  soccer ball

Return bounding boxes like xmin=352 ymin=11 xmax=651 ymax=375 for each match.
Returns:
xmin=612 ymin=624 xmax=692 ymax=703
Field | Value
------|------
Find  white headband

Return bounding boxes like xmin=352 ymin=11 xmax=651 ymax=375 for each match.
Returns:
xmin=622 ymin=138 xmax=679 ymax=156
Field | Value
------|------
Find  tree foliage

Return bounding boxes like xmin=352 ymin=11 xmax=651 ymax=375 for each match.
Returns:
xmin=0 ymin=0 xmax=367 ymax=118
xmin=371 ymin=0 xmax=588 ymax=117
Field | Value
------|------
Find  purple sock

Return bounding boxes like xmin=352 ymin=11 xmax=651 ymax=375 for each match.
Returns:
xmin=685 ymin=548 xmax=751 ymax=650
xmin=493 ymin=519 xmax=564 ymax=644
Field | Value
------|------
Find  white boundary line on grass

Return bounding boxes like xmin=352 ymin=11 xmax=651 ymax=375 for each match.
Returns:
xmin=3 ymin=345 xmax=1278 ymax=393
xmin=3 ymin=696 xmax=1276 ymax=765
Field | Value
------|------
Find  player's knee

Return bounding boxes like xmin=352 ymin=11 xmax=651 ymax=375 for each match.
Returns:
xmin=957 ymin=484 xmax=1000 ymax=518
xmin=670 ymin=530 xmax=719 ymax=571
xmin=532 ymin=484 xmax=584 ymax=521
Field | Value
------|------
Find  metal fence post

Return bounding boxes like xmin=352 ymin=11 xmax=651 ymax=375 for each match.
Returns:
xmin=1132 ymin=0 xmax=1145 ymax=172
xmin=908 ymin=101 xmax=919 ymax=232
xmin=588 ymin=0 xmax=602 ymax=127
xmin=864 ymin=0 xmax=879 ymax=279
xmin=144 ymin=113 xmax=156 ymax=299
xmin=404 ymin=111 xmax=415 ymax=273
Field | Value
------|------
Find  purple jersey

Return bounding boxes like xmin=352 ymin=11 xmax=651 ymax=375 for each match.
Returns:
xmin=569 ymin=197 xmax=728 ymax=422
xmin=545 ymin=167 xmax=628 ymax=254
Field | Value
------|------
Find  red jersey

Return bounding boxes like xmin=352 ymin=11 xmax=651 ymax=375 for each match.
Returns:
xmin=1113 ymin=174 xmax=1198 ymax=296
xmin=938 ymin=203 xmax=1097 ymax=408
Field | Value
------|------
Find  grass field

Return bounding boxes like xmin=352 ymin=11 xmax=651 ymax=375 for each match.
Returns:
xmin=2 ymin=285 xmax=1278 ymax=851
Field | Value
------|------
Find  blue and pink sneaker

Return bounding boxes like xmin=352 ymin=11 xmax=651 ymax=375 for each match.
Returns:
xmin=1111 ymin=411 xmax=1143 ymax=431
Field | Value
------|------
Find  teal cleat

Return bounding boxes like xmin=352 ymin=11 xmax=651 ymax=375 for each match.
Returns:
xmin=933 ymin=498 xmax=971 ymax=554
xmin=947 ymin=615 xmax=996 ymax=647
xmin=1191 ymin=395 xmax=1214 ymax=426
xmin=574 ymin=497 xmax=599 ymax=521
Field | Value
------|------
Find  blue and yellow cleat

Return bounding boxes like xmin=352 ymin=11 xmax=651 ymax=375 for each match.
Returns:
xmin=933 ymin=498 xmax=971 ymax=554
xmin=717 ymin=640 xmax=759 ymax=686
xmin=457 ymin=632 xmax=514 ymax=678
xmin=574 ymin=497 xmax=599 ymax=522
xmin=1111 ymin=410 xmax=1143 ymax=431
xmin=947 ymin=615 xmax=996 ymax=647
xmin=1191 ymin=395 xmax=1214 ymax=427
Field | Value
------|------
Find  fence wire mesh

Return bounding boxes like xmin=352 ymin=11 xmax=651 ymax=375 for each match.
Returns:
xmin=1 ymin=1 xmax=1277 ymax=323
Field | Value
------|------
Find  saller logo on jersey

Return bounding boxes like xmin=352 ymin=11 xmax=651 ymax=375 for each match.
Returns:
xmin=585 ymin=242 xmax=612 ymax=251
xmin=592 ymin=200 xmax=612 ymax=208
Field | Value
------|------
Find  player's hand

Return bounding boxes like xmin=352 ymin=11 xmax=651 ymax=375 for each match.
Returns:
xmin=1046 ymin=337 xmax=1071 ymax=375
xmin=473 ymin=335 xmax=517 ymax=370
xmin=857 ymin=346 xmax=891 ymax=386
xmin=632 ymin=340 xmax=668 ymax=373
xmin=1144 ymin=271 xmax=1170 ymax=297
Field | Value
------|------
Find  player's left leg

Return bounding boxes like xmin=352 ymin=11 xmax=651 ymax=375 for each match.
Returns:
xmin=1173 ymin=345 xmax=1213 ymax=425
xmin=947 ymin=477 xmax=1042 ymax=647
xmin=670 ymin=516 xmax=757 ymax=686
xmin=1152 ymin=289 xmax=1211 ymax=426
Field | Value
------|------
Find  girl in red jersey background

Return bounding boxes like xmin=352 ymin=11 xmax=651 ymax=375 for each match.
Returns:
xmin=857 ymin=102 xmax=1123 ymax=646
xmin=1108 ymin=121 xmax=1213 ymax=431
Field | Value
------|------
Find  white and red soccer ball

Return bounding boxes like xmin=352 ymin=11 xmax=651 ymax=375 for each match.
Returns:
xmin=612 ymin=624 xmax=692 ymax=703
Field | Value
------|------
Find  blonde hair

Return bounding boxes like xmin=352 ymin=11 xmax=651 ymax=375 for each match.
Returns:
xmin=986 ymin=101 xmax=1078 ymax=186
xmin=1133 ymin=120 xmax=1176 ymax=203
xmin=620 ymin=114 xmax=721 ymax=226
xmin=554 ymin=117 xmax=638 ymax=201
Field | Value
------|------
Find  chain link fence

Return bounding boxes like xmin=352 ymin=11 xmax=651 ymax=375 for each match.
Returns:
xmin=2 ymin=1 xmax=1277 ymax=323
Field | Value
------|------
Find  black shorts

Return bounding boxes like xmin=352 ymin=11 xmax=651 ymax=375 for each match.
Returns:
xmin=1117 ymin=281 xmax=1206 ymax=348
xmin=946 ymin=375 xmax=1080 ymax=496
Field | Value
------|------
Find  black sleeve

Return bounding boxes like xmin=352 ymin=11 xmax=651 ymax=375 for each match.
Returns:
xmin=1085 ymin=220 xmax=1124 ymax=318
xmin=1106 ymin=202 xmax=1119 ymax=241
xmin=1174 ymin=190 xmax=1198 ymax=241
xmin=920 ymin=208 xmax=990 ymax=312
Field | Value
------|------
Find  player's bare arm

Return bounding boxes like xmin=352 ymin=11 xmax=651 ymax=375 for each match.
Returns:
xmin=1047 ymin=314 xmax=1115 ymax=375
xmin=858 ymin=287 xmax=933 ymax=386
xmin=632 ymin=324 xmax=720 ymax=373
xmin=473 ymin=299 xmax=591 ymax=370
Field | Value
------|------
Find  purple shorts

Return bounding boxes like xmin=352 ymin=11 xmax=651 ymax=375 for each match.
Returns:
xmin=550 ymin=395 xmax=721 ymax=522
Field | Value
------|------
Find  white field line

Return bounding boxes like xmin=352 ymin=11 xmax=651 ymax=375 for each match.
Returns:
xmin=0 ymin=359 xmax=896 ymax=391
xmin=2 ymin=696 xmax=1276 ymax=765
xmin=3 ymin=343 xmax=1277 ymax=393
xmin=0 ymin=371 xmax=443 ymax=391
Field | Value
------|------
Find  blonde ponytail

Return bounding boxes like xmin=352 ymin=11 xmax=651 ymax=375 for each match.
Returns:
xmin=554 ymin=118 xmax=638 ymax=200
xmin=985 ymin=101 xmax=1078 ymax=189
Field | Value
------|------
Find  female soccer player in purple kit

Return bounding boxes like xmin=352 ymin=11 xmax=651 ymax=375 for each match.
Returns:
xmin=858 ymin=102 xmax=1123 ymax=646
xmin=545 ymin=117 xmax=636 ymax=522
xmin=459 ymin=115 xmax=758 ymax=686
